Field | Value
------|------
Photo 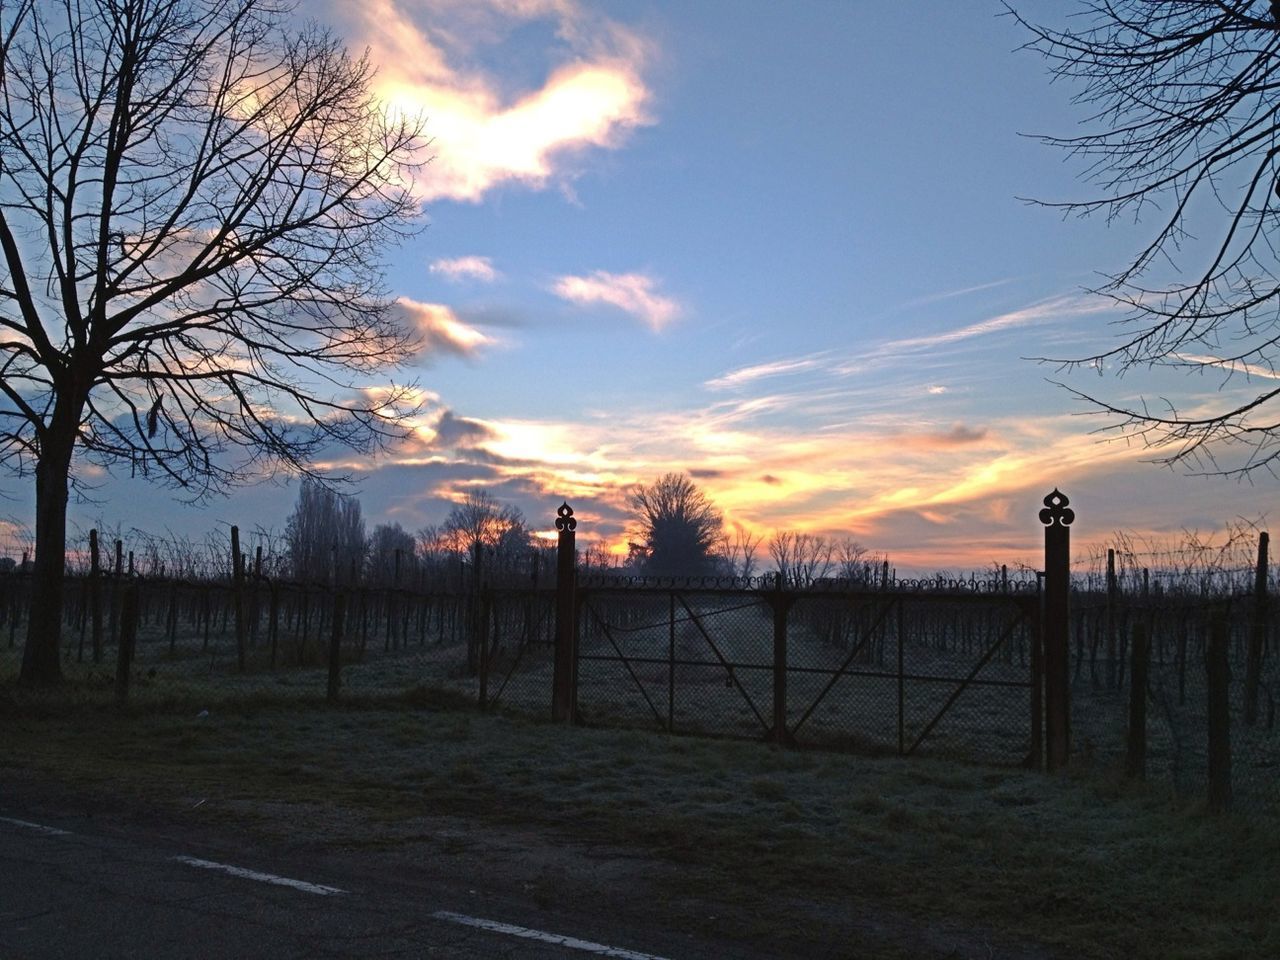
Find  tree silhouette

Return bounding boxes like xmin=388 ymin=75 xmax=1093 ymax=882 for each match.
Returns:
xmin=768 ymin=530 xmax=833 ymax=585
xmin=1011 ymin=1 xmax=1280 ymax=477
xmin=628 ymin=472 xmax=724 ymax=577
xmin=285 ymin=478 xmax=366 ymax=584
xmin=442 ymin=490 xmax=530 ymax=576
xmin=0 ymin=0 xmax=426 ymax=683
xmin=366 ymin=522 xmax=417 ymax=585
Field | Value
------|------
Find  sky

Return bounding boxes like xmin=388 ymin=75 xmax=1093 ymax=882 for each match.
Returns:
xmin=4 ymin=0 xmax=1276 ymax=571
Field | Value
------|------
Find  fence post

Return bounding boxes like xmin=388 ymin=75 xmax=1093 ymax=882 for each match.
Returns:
xmin=231 ymin=525 xmax=247 ymax=673
xmin=478 ymin=585 xmax=492 ymax=709
xmin=552 ymin=502 xmax=578 ymax=723
xmin=770 ymin=572 xmax=792 ymax=746
xmin=114 ymin=580 xmax=139 ymax=710
xmin=108 ymin=538 xmax=122 ymax=647
xmin=1244 ymin=531 xmax=1269 ymax=726
xmin=327 ymin=592 xmax=345 ymax=702
xmin=1040 ymin=489 xmax=1073 ymax=771
xmin=1206 ymin=612 xmax=1232 ymax=813
xmin=1125 ymin=622 xmax=1148 ymax=781
xmin=89 ymin=529 xmax=103 ymax=664
xmin=1105 ymin=548 xmax=1117 ymax=690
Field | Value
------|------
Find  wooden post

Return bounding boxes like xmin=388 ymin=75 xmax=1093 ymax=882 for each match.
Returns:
xmin=478 ymin=586 xmax=491 ymax=709
xmin=89 ymin=529 xmax=103 ymax=664
xmin=1244 ymin=531 xmax=1269 ymax=726
xmin=1206 ymin=613 xmax=1232 ymax=813
xmin=327 ymin=592 xmax=345 ymax=702
xmin=231 ymin=525 xmax=247 ymax=673
xmin=1125 ymin=622 xmax=1148 ymax=781
xmin=250 ymin=545 xmax=263 ymax=647
xmin=1040 ymin=489 xmax=1074 ymax=771
xmin=771 ymin=572 xmax=792 ymax=746
xmin=552 ymin=502 xmax=578 ymax=723
xmin=115 ymin=581 xmax=139 ymax=709
xmin=268 ymin=582 xmax=280 ymax=669
xmin=1105 ymin=548 xmax=1117 ymax=690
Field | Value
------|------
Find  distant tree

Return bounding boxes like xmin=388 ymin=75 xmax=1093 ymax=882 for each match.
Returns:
xmin=835 ymin=538 xmax=878 ymax=583
xmin=2 ymin=0 xmax=426 ymax=684
xmin=718 ymin=526 xmax=762 ymax=579
xmin=628 ymin=473 xmax=724 ymax=577
xmin=769 ymin=530 xmax=834 ymax=585
xmin=442 ymin=490 xmax=531 ymax=580
xmin=366 ymin=522 xmax=417 ymax=585
xmin=285 ymin=479 xmax=365 ymax=583
xmin=1011 ymin=1 xmax=1280 ymax=476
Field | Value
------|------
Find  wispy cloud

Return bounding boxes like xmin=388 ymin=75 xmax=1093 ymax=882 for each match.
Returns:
xmin=552 ymin=270 xmax=681 ymax=331
xmin=869 ymin=295 xmax=1113 ymax=357
xmin=896 ymin=278 xmax=1013 ymax=310
xmin=393 ymin=298 xmax=496 ymax=358
xmin=705 ymin=355 xmax=827 ymax=391
xmin=429 ymin=255 xmax=500 ymax=283
xmin=321 ymin=0 xmax=653 ymax=203
xmin=1174 ymin=354 xmax=1280 ymax=382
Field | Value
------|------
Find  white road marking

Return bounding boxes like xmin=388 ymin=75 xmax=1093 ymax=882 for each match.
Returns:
xmin=171 ymin=856 xmax=344 ymax=896
xmin=0 ymin=816 xmax=72 ymax=836
xmin=431 ymin=910 xmax=673 ymax=960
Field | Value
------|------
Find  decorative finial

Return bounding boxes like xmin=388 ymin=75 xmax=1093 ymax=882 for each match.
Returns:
xmin=1039 ymin=489 xmax=1074 ymax=527
xmin=555 ymin=501 xmax=577 ymax=532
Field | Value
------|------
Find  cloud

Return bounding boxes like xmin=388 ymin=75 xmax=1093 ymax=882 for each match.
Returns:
xmin=895 ymin=278 xmax=1013 ymax=310
xmin=392 ymin=298 xmax=495 ymax=358
xmin=429 ymin=256 xmax=500 ymax=283
xmin=323 ymin=0 xmax=653 ymax=203
xmin=869 ymin=295 xmax=1113 ymax=357
xmin=551 ymin=270 xmax=680 ymax=331
xmin=434 ymin=409 xmax=496 ymax=448
xmin=705 ymin=355 xmax=826 ymax=391
xmin=899 ymin=424 xmax=991 ymax=449
xmin=1174 ymin=354 xmax=1280 ymax=382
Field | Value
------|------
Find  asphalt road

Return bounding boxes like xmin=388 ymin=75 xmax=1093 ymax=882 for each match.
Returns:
xmin=0 ymin=786 xmax=778 ymax=960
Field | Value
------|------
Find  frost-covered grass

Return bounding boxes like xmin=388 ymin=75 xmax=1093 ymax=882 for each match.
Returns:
xmin=2 ymin=696 xmax=1276 ymax=960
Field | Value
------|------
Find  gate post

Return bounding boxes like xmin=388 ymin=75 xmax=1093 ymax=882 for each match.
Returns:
xmin=552 ymin=502 xmax=578 ymax=723
xmin=1040 ymin=489 xmax=1073 ymax=771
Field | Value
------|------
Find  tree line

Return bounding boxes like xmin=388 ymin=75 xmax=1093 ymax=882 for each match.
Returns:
xmin=271 ymin=471 xmax=885 ymax=588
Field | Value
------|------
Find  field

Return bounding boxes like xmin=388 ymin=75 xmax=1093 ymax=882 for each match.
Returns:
xmin=2 ymin=696 xmax=1277 ymax=959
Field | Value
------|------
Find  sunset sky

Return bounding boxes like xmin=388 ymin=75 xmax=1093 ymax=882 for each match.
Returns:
xmin=4 ymin=0 xmax=1275 ymax=571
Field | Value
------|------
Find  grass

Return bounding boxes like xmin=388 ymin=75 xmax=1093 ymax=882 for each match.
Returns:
xmin=1 ymin=690 xmax=1276 ymax=959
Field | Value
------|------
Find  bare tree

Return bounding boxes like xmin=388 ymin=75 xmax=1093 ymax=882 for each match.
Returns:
xmin=628 ymin=472 xmax=724 ymax=577
xmin=1 ymin=0 xmax=426 ymax=683
xmin=1011 ymin=1 xmax=1280 ymax=477
xmin=768 ymin=530 xmax=834 ymax=586
xmin=718 ymin=525 xmax=762 ymax=579
xmin=285 ymin=478 xmax=365 ymax=584
xmin=835 ymin=537 xmax=879 ymax=584
xmin=442 ymin=490 xmax=530 ymax=580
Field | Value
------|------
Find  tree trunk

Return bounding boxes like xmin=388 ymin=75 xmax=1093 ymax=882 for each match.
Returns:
xmin=20 ymin=424 xmax=76 ymax=686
